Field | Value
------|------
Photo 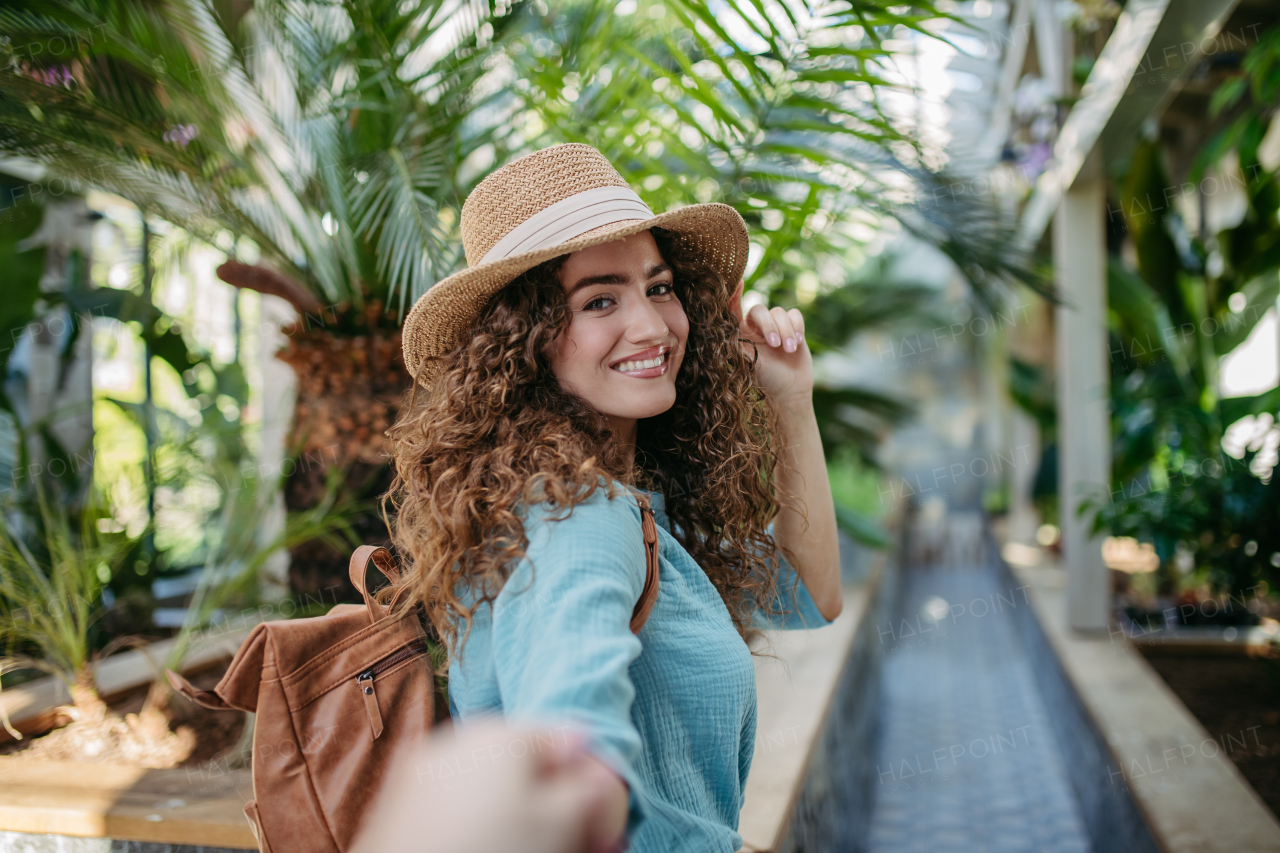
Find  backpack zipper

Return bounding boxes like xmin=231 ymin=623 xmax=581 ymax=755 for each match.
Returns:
xmin=358 ymin=639 xmax=430 ymax=685
xmin=356 ymin=639 xmax=430 ymax=740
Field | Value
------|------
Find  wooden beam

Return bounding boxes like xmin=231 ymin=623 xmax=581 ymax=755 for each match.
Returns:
xmin=1098 ymin=0 xmax=1244 ymax=175
xmin=974 ymin=0 xmax=1035 ymax=167
xmin=1020 ymin=0 xmax=1242 ymax=244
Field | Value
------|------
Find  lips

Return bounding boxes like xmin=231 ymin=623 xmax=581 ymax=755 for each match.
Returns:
xmin=610 ymin=345 xmax=671 ymax=375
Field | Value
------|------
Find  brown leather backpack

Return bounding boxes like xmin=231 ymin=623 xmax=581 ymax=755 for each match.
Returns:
xmin=167 ymin=502 xmax=660 ymax=853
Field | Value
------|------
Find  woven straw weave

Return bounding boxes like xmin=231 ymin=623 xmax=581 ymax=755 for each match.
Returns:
xmin=460 ymin=145 xmax=632 ymax=266
xmin=402 ymin=143 xmax=749 ymax=386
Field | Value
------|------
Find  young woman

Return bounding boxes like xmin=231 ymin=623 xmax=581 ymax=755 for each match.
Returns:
xmin=387 ymin=144 xmax=841 ymax=853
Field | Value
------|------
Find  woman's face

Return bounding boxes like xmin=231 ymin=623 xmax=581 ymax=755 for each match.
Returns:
xmin=550 ymin=230 xmax=688 ymax=430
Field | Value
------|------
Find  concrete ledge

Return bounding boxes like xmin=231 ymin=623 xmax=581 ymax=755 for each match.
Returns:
xmin=776 ymin=550 xmax=898 ymax=853
xmin=740 ymin=550 xmax=895 ymax=853
xmin=0 ymin=830 xmax=248 ymax=852
xmin=1127 ymin=626 xmax=1277 ymax=657
xmin=1010 ymin=559 xmax=1280 ymax=852
xmin=0 ymin=760 xmax=255 ymax=850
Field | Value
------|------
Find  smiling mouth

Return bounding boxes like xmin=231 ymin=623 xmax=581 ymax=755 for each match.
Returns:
xmin=611 ymin=346 xmax=671 ymax=376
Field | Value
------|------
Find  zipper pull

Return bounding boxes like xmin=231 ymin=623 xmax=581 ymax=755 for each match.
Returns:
xmin=357 ymin=671 xmax=384 ymax=740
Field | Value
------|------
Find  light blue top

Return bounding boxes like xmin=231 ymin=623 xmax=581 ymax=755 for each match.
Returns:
xmin=446 ymin=483 xmax=834 ymax=852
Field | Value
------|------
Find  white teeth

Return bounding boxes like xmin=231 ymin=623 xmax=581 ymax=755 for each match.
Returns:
xmin=613 ymin=352 xmax=666 ymax=372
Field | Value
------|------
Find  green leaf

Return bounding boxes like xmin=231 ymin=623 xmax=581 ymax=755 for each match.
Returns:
xmin=0 ymin=188 xmax=45 ymax=391
xmin=1221 ymin=387 xmax=1280 ymax=426
xmin=1212 ymin=272 xmax=1280 ymax=357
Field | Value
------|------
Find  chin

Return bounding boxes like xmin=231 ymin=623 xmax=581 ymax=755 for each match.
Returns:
xmin=602 ymin=386 xmax=677 ymax=421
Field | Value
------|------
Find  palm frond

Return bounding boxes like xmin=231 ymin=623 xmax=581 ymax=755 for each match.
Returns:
xmin=510 ymin=0 xmax=1042 ymax=311
xmin=0 ymin=0 xmax=515 ymax=307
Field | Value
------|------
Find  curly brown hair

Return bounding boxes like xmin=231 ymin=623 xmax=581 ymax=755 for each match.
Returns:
xmin=384 ymin=227 xmax=793 ymax=656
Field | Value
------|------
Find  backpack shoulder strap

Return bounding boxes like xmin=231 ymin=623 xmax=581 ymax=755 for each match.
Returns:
xmin=350 ymin=545 xmax=400 ymax=623
xmin=629 ymin=499 xmax=660 ymax=635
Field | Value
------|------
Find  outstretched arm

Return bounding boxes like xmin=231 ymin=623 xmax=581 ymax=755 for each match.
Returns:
xmin=488 ymin=490 xmax=652 ymax=847
xmin=731 ymin=285 xmax=843 ymax=622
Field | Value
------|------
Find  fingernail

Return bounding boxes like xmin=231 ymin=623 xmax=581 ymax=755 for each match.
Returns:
xmin=784 ymin=337 xmax=796 ymax=352
xmin=768 ymin=333 xmax=781 ymax=347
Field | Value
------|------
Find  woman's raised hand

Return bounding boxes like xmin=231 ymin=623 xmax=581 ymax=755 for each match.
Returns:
xmin=730 ymin=279 xmax=814 ymax=405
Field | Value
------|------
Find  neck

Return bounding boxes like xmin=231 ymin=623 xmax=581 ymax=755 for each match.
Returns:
xmin=609 ymin=416 xmax=638 ymax=474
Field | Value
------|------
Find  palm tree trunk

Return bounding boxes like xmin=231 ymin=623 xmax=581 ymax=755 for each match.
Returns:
xmin=275 ymin=305 xmax=411 ymax=600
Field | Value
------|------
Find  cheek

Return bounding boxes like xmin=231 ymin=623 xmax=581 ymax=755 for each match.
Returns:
xmin=550 ymin=320 xmax=609 ymax=378
xmin=548 ymin=330 xmax=570 ymax=374
xmin=663 ymin=302 xmax=690 ymax=347
xmin=548 ymin=326 xmax=583 ymax=381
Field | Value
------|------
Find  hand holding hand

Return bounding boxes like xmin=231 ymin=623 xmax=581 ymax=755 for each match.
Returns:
xmin=354 ymin=720 xmax=626 ymax=853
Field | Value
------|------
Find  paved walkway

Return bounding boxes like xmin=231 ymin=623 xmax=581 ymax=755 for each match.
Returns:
xmin=867 ymin=555 xmax=1093 ymax=853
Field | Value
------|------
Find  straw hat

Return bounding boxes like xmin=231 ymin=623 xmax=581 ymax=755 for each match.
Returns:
xmin=401 ymin=143 xmax=749 ymax=385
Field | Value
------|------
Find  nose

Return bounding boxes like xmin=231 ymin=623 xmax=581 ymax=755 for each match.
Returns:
xmin=624 ymin=288 xmax=669 ymax=343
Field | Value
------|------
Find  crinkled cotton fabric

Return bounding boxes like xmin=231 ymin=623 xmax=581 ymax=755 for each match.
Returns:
xmin=446 ymin=484 xmax=834 ymax=853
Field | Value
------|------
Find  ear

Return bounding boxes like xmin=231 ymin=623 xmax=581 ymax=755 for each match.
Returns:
xmin=728 ymin=277 xmax=745 ymax=324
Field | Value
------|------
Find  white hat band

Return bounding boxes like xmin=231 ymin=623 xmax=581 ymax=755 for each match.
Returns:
xmin=480 ymin=186 xmax=655 ymax=265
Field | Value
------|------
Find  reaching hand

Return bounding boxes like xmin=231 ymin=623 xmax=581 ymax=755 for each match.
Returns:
xmin=353 ymin=720 xmax=626 ymax=853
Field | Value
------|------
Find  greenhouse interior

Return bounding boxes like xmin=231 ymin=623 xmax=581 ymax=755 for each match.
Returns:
xmin=1 ymin=1 xmax=1279 ymax=851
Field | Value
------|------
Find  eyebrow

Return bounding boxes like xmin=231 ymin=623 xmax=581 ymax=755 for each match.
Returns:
xmin=566 ymin=262 xmax=672 ymax=297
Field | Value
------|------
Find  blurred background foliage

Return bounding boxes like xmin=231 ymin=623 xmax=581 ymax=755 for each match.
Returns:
xmin=1071 ymin=29 xmax=1280 ymax=598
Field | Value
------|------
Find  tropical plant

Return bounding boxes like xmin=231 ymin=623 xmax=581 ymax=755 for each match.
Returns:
xmin=0 ymin=489 xmax=141 ymax=734
xmin=0 ymin=0 xmax=515 ymax=310
xmin=0 ymin=175 xmax=101 ymax=513
xmin=1012 ymin=29 xmax=1280 ymax=593
xmin=1192 ymin=24 xmax=1280 ymax=182
xmin=0 ymin=178 xmax=48 ymax=510
xmin=1082 ymin=22 xmax=1280 ymax=597
xmin=0 ymin=462 xmax=357 ymax=752
xmin=0 ymin=0 xmax=1042 ymax=304
xmin=2 ymin=0 xmax=526 ymax=591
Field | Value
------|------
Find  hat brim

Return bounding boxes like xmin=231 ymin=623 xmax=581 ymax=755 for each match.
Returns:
xmin=401 ymin=202 xmax=749 ymax=386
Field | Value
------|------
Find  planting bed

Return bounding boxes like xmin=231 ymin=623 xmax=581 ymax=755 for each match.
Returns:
xmin=0 ymin=663 xmax=245 ymax=769
xmin=1141 ymin=651 xmax=1280 ymax=819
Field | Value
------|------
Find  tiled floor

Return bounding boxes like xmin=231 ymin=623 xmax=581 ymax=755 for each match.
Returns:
xmin=867 ymin=563 xmax=1093 ymax=853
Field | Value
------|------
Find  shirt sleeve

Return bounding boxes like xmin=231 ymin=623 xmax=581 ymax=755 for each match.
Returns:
xmin=487 ymin=487 xmax=650 ymax=837
xmin=750 ymin=524 xmax=836 ymax=631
